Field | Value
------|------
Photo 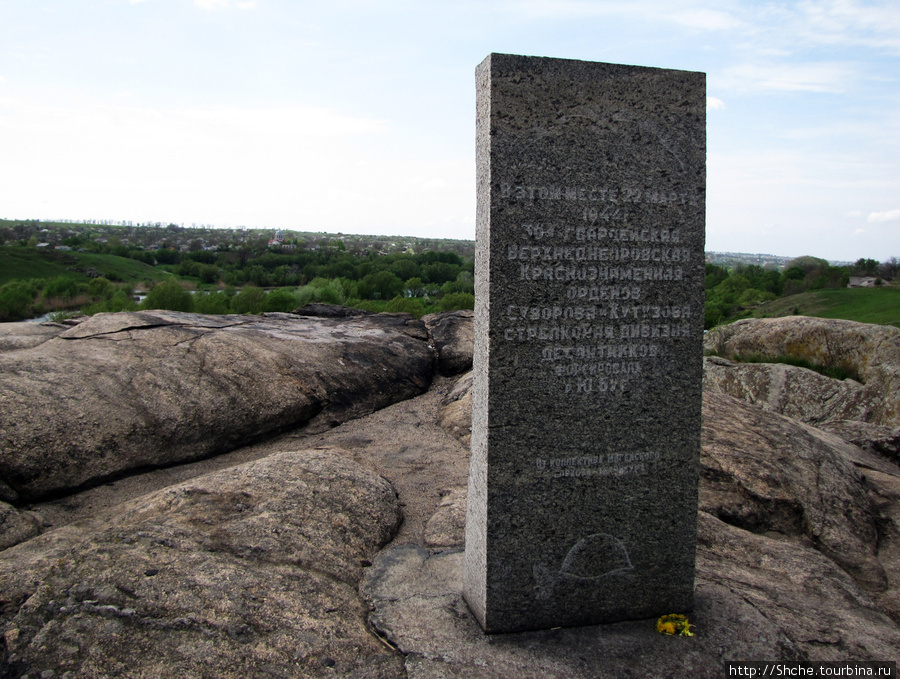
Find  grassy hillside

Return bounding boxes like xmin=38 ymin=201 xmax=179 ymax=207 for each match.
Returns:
xmin=0 ymin=247 xmax=163 ymax=286
xmin=752 ymin=287 xmax=900 ymax=328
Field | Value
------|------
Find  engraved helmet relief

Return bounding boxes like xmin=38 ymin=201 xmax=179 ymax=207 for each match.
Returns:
xmin=534 ymin=533 xmax=635 ymax=600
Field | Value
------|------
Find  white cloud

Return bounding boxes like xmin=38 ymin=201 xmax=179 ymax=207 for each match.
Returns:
xmin=868 ymin=209 xmax=900 ymax=223
xmin=797 ymin=0 xmax=900 ymax=54
xmin=0 ymin=76 xmax=6 ymax=85
xmin=664 ymin=7 xmax=740 ymax=31
xmin=504 ymin=0 xmax=739 ymax=30
xmin=706 ymin=96 xmax=725 ymax=110
xmin=194 ymin=0 xmax=256 ymax=9
xmin=717 ymin=62 xmax=855 ymax=93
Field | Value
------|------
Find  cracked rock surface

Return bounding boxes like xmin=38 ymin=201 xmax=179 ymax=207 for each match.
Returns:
xmin=0 ymin=449 xmax=405 ymax=678
xmin=0 ymin=310 xmax=433 ymax=501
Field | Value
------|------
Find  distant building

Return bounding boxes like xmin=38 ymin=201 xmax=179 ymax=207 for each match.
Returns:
xmin=848 ymin=277 xmax=879 ymax=288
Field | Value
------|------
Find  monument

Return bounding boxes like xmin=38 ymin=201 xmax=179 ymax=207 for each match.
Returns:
xmin=463 ymin=54 xmax=707 ymax=633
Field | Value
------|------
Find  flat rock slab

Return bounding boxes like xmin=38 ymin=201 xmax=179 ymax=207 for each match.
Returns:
xmin=0 ymin=449 xmax=405 ymax=678
xmin=0 ymin=310 xmax=434 ymax=501
xmin=0 ymin=322 xmax=68 ymax=353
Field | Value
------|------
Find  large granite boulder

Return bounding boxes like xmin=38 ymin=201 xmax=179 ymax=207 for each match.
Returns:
xmin=422 ymin=310 xmax=474 ymax=377
xmin=701 ymin=391 xmax=888 ymax=595
xmin=0 ymin=310 xmax=434 ymax=501
xmin=0 ymin=449 xmax=405 ymax=678
xmin=704 ymin=317 xmax=900 ymax=426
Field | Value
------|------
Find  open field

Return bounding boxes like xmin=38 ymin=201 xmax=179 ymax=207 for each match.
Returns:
xmin=753 ymin=287 xmax=900 ymax=329
xmin=0 ymin=247 xmax=163 ymax=286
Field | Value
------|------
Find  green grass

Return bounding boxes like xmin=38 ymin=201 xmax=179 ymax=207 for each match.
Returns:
xmin=752 ymin=287 xmax=900 ymax=329
xmin=0 ymin=246 xmax=165 ymax=286
xmin=707 ymin=351 xmax=861 ymax=382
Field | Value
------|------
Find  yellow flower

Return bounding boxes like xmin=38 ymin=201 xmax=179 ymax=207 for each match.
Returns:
xmin=656 ymin=614 xmax=694 ymax=637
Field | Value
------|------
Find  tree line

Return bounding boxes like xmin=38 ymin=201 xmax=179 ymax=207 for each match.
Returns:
xmin=0 ymin=244 xmax=475 ymax=322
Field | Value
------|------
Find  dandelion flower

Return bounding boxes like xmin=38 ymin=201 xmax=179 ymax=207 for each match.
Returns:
xmin=656 ymin=614 xmax=694 ymax=637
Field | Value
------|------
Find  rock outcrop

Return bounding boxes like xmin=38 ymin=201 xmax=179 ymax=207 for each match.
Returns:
xmin=0 ymin=322 xmax=68 ymax=353
xmin=704 ymin=355 xmax=874 ymax=424
xmin=0 ymin=449 xmax=405 ymax=678
xmin=704 ymin=317 xmax=900 ymax=426
xmin=436 ymin=370 xmax=473 ymax=447
xmin=0 ymin=310 xmax=434 ymax=501
xmin=701 ymin=391 xmax=888 ymax=595
xmin=423 ymin=310 xmax=474 ymax=377
xmin=3 ymin=310 xmax=900 ymax=676
xmin=818 ymin=420 xmax=900 ymax=463
xmin=0 ymin=502 xmax=40 ymax=552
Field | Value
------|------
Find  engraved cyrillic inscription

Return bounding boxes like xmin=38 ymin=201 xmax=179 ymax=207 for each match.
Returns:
xmin=501 ymin=177 xmax=700 ymax=396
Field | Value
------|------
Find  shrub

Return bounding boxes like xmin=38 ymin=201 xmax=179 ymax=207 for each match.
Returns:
xmin=193 ymin=290 xmax=232 ymax=314
xmin=87 ymin=277 xmax=114 ymax=298
xmin=0 ymin=280 xmax=41 ymax=321
xmin=231 ymin=286 xmax=267 ymax=314
xmin=265 ymin=287 xmax=300 ymax=312
xmin=439 ymin=292 xmax=475 ymax=312
xmin=140 ymin=279 xmax=194 ymax=312
xmin=82 ymin=289 xmax=138 ymax=315
xmin=383 ymin=296 xmax=427 ymax=318
xmin=42 ymin=276 xmax=81 ymax=300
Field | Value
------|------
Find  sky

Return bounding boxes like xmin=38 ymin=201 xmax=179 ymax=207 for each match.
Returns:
xmin=0 ymin=0 xmax=898 ymax=263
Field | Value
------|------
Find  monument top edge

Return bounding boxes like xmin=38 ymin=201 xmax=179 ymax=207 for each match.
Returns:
xmin=477 ymin=52 xmax=706 ymax=78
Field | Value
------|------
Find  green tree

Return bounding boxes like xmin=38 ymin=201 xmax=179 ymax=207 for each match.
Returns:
xmin=231 ymin=286 xmax=267 ymax=314
xmin=0 ymin=280 xmax=40 ymax=321
xmin=42 ymin=276 xmax=80 ymax=300
xmin=439 ymin=292 xmax=475 ymax=312
xmin=389 ymin=257 xmax=421 ymax=281
xmin=405 ymin=277 xmax=426 ymax=297
xmin=265 ymin=287 xmax=300 ymax=312
xmin=384 ymin=296 xmax=427 ymax=318
xmin=704 ymin=302 xmax=724 ymax=330
xmin=422 ymin=262 xmax=460 ymax=285
xmin=704 ymin=263 xmax=728 ymax=289
xmin=358 ymin=271 xmax=403 ymax=300
xmin=140 ymin=279 xmax=194 ymax=312
xmin=852 ymin=258 xmax=880 ymax=276
xmin=193 ymin=290 xmax=231 ymax=314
